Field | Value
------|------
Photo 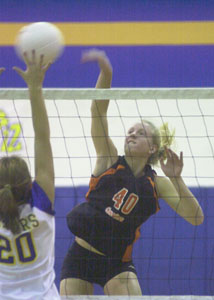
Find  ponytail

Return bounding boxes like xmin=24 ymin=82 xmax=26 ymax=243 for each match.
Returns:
xmin=145 ymin=121 xmax=175 ymax=165
xmin=0 ymin=156 xmax=32 ymax=235
xmin=158 ymin=122 xmax=175 ymax=161
xmin=0 ymin=185 xmax=21 ymax=235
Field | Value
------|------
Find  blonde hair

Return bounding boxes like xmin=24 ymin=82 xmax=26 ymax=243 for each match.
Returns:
xmin=0 ymin=156 xmax=32 ymax=234
xmin=144 ymin=121 xmax=175 ymax=165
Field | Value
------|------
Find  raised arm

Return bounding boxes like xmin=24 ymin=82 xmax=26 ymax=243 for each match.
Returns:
xmin=13 ymin=51 xmax=54 ymax=205
xmin=155 ymin=148 xmax=204 ymax=225
xmin=82 ymin=49 xmax=118 ymax=176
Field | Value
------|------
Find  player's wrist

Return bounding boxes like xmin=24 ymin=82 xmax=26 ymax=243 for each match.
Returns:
xmin=28 ymin=84 xmax=43 ymax=90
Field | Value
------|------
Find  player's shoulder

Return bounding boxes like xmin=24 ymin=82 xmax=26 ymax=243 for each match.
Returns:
xmin=31 ymin=181 xmax=55 ymax=216
xmin=92 ymin=155 xmax=121 ymax=177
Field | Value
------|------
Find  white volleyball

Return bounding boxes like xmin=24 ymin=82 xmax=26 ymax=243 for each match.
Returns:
xmin=15 ymin=22 xmax=64 ymax=64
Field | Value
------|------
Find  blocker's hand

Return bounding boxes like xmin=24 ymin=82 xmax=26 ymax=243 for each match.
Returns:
xmin=13 ymin=50 xmax=51 ymax=88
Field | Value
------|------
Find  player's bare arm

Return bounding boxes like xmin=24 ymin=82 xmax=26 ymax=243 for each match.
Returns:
xmin=155 ymin=148 xmax=204 ymax=225
xmin=13 ymin=51 xmax=54 ymax=204
xmin=82 ymin=49 xmax=117 ymax=176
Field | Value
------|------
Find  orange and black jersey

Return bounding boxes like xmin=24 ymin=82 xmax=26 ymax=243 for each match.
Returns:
xmin=67 ymin=156 xmax=160 ymax=260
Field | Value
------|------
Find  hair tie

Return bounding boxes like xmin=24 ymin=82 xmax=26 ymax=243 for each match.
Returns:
xmin=4 ymin=184 xmax=11 ymax=190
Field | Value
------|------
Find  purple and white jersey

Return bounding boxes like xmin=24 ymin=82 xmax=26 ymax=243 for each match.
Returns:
xmin=0 ymin=181 xmax=60 ymax=300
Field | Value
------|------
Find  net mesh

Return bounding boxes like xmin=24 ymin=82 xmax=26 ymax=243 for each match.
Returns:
xmin=1 ymin=88 xmax=213 ymax=187
xmin=0 ymin=88 xmax=213 ymax=298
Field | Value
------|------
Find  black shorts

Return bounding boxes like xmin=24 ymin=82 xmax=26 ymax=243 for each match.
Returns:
xmin=60 ymin=241 xmax=137 ymax=287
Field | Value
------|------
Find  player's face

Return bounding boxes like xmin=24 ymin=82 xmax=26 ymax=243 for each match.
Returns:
xmin=124 ymin=122 xmax=156 ymax=158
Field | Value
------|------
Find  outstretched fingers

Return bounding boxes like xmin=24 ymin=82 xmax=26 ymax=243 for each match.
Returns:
xmin=23 ymin=50 xmax=44 ymax=68
xmin=168 ymin=148 xmax=183 ymax=164
xmin=23 ymin=51 xmax=32 ymax=66
xmin=34 ymin=53 xmax=52 ymax=72
xmin=39 ymin=54 xmax=45 ymax=68
xmin=43 ymin=61 xmax=52 ymax=73
xmin=13 ymin=51 xmax=52 ymax=87
xmin=166 ymin=148 xmax=178 ymax=160
xmin=31 ymin=49 xmax=36 ymax=64
xmin=160 ymin=147 xmax=179 ymax=167
xmin=13 ymin=66 xmax=25 ymax=79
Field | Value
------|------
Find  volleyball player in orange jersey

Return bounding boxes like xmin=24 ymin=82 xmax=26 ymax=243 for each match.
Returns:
xmin=60 ymin=49 xmax=204 ymax=296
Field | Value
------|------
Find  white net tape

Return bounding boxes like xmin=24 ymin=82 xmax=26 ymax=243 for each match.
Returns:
xmin=1 ymin=87 xmax=214 ymax=99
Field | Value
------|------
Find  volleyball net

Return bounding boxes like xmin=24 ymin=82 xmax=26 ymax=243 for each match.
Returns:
xmin=0 ymin=88 xmax=213 ymax=298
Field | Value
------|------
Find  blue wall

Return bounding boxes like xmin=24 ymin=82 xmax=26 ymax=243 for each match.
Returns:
xmin=1 ymin=45 xmax=214 ymax=88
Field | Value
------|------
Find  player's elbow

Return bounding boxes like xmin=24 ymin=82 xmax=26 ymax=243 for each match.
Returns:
xmin=188 ymin=212 xmax=204 ymax=226
xmin=195 ymin=214 xmax=204 ymax=226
